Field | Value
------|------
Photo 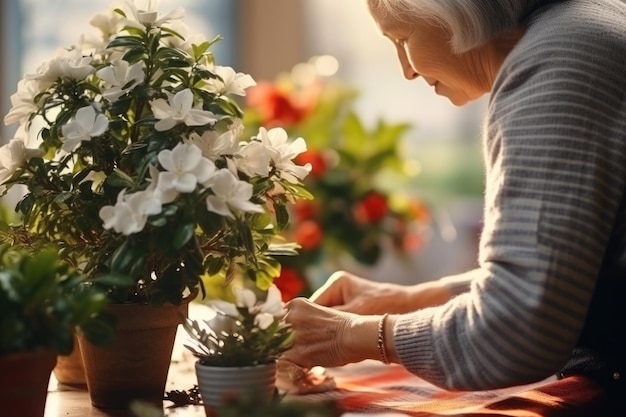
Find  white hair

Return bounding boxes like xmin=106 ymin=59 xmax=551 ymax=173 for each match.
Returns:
xmin=368 ymin=0 xmax=545 ymax=53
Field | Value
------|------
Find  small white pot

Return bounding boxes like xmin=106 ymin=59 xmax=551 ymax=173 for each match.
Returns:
xmin=195 ymin=361 xmax=277 ymax=412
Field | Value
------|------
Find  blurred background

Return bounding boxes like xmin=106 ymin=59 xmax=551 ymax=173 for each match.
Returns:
xmin=0 ymin=0 xmax=486 ymax=292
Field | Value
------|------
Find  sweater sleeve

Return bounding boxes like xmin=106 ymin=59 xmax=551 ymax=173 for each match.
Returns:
xmin=438 ymin=270 xmax=474 ymax=295
xmin=393 ymin=0 xmax=626 ymax=390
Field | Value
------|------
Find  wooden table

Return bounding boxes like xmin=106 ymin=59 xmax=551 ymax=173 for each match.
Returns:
xmin=44 ymin=303 xmax=598 ymax=417
xmin=44 ymin=352 xmax=560 ymax=417
xmin=45 ymin=351 xmax=206 ymax=417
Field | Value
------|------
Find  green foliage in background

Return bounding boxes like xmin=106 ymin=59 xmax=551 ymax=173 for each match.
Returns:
xmin=0 ymin=244 xmax=112 ymax=356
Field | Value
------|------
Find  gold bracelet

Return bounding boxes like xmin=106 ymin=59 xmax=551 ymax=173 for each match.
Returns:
xmin=377 ymin=313 xmax=390 ymax=364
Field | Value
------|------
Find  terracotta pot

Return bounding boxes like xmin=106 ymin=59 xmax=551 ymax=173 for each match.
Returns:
xmin=195 ymin=361 xmax=277 ymax=416
xmin=52 ymin=334 xmax=86 ymax=387
xmin=78 ymin=296 xmax=192 ymax=409
xmin=0 ymin=350 xmax=57 ymax=417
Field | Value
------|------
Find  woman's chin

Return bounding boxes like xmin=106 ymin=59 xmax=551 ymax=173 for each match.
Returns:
xmin=434 ymin=84 xmax=484 ymax=106
xmin=442 ymin=91 xmax=480 ymax=107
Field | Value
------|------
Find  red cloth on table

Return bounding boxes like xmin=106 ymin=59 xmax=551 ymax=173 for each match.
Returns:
xmin=293 ymin=361 xmax=618 ymax=416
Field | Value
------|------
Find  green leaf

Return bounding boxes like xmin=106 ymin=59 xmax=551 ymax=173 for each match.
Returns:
xmin=109 ymin=95 xmax=133 ymax=115
xmin=123 ymin=47 xmax=147 ymax=64
xmin=107 ymin=36 xmax=144 ymax=49
xmin=53 ymin=192 xmax=72 ymax=205
xmin=215 ymin=96 xmax=244 ymax=118
xmin=204 ymin=255 xmax=225 ymax=276
xmin=105 ymin=169 xmax=135 ymax=188
xmin=159 ymin=26 xmax=185 ymax=41
xmin=23 ymin=250 xmax=59 ymax=287
xmin=191 ymin=41 xmax=210 ymax=61
xmin=90 ymin=273 xmax=135 ymax=287
xmin=275 ymin=204 xmax=290 ymax=231
xmin=163 ymin=58 xmax=191 ymax=68
xmin=265 ymin=243 xmax=300 ymax=257
xmin=109 ymin=239 xmax=136 ymax=273
xmin=236 ymin=221 xmax=255 ymax=254
xmin=172 ymin=222 xmax=195 ymax=250
xmin=112 ymin=8 xmax=127 ymax=18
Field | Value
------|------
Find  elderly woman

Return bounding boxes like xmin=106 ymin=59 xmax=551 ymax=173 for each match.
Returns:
xmin=282 ymin=0 xmax=626 ymax=413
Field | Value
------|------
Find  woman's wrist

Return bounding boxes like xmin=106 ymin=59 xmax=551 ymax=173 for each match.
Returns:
xmin=377 ymin=313 xmax=391 ymax=363
xmin=358 ymin=314 xmax=399 ymax=364
xmin=383 ymin=314 xmax=398 ymax=363
xmin=343 ymin=313 xmax=399 ymax=364
xmin=407 ymin=280 xmax=455 ymax=310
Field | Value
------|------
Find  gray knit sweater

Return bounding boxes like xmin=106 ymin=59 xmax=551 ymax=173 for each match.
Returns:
xmin=394 ymin=0 xmax=626 ymax=393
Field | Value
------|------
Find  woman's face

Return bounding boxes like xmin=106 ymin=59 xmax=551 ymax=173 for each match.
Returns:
xmin=369 ymin=7 xmax=497 ymax=105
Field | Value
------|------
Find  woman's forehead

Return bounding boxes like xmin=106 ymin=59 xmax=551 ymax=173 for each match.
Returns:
xmin=370 ymin=7 xmax=411 ymax=35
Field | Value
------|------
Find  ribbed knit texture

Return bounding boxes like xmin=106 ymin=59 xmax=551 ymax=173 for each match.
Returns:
xmin=394 ymin=0 xmax=626 ymax=390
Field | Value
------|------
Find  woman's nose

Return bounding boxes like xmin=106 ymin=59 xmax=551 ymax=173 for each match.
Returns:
xmin=402 ymin=64 xmax=419 ymax=80
xmin=397 ymin=48 xmax=418 ymax=80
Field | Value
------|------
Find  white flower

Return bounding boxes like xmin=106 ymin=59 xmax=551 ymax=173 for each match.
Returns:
xmin=75 ymin=32 xmax=105 ymax=57
xmin=0 ymin=137 xmax=43 ymax=192
xmin=147 ymin=165 xmax=178 ymax=204
xmin=4 ymin=79 xmax=40 ymax=126
xmin=123 ymin=0 xmax=185 ymax=28
xmin=99 ymin=188 xmax=162 ymax=235
xmin=25 ymin=49 xmax=94 ymax=91
xmin=160 ymin=20 xmax=205 ymax=52
xmin=253 ymin=286 xmax=285 ymax=330
xmin=186 ymin=121 xmax=242 ymax=161
xmin=150 ymin=89 xmax=218 ymax=131
xmin=157 ymin=142 xmax=216 ymax=193
xmin=235 ymin=140 xmax=273 ymax=177
xmin=90 ymin=9 xmax=125 ymax=42
xmin=97 ymin=59 xmax=144 ymax=101
xmin=256 ymin=127 xmax=311 ymax=182
xmin=260 ymin=285 xmax=286 ymax=316
xmin=233 ymin=287 xmax=257 ymax=310
xmin=61 ymin=106 xmax=109 ymax=152
xmin=254 ymin=313 xmax=274 ymax=330
xmin=203 ymin=66 xmax=256 ymax=96
xmin=232 ymin=285 xmax=285 ymax=330
xmin=205 ymin=169 xmax=264 ymax=218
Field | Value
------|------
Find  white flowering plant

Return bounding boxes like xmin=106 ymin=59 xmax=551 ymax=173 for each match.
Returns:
xmin=0 ymin=1 xmax=311 ymax=306
xmin=182 ymin=284 xmax=293 ymax=367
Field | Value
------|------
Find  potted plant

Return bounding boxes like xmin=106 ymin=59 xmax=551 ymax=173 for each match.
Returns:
xmin=0 ymin=0 xmax=311 ymax=409
xmin=182 ymin=284 xmax=293 ymax=415
xmin=243 ymin=58 xmax=430 ymax=298
xmin=0 ymin=243 xmax=110 ymax=417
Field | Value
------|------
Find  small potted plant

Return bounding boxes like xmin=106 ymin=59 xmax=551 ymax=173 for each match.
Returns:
xmin=182 ymin=284 xmax=293 ymax=415
xmin=0 ymin=243 xmax=110 ymax=417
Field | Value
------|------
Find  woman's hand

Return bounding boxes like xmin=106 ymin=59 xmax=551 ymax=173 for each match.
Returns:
xmin=282 ymin=297 xmax=381 ymax=368
xmin=310 ymin=270 xmax=454 ymax=314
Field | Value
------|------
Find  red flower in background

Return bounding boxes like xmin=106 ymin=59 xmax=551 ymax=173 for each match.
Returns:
xmin=275 ymin=266 xmax=307 ymax=301
xmin=246 ymin=82 xmax=311 ymax=128
xmin=293 ymin=199 xmax=321 ymax=223
xmin=294 ymin=150 xmax=328 ymax=179
xmin=294 ymin=220 xmax=324 ymax=251
xmin=353 ymin=191 xmax=389 ymax=225
xmin=402 ymin=232 xmax=425 ymax=252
